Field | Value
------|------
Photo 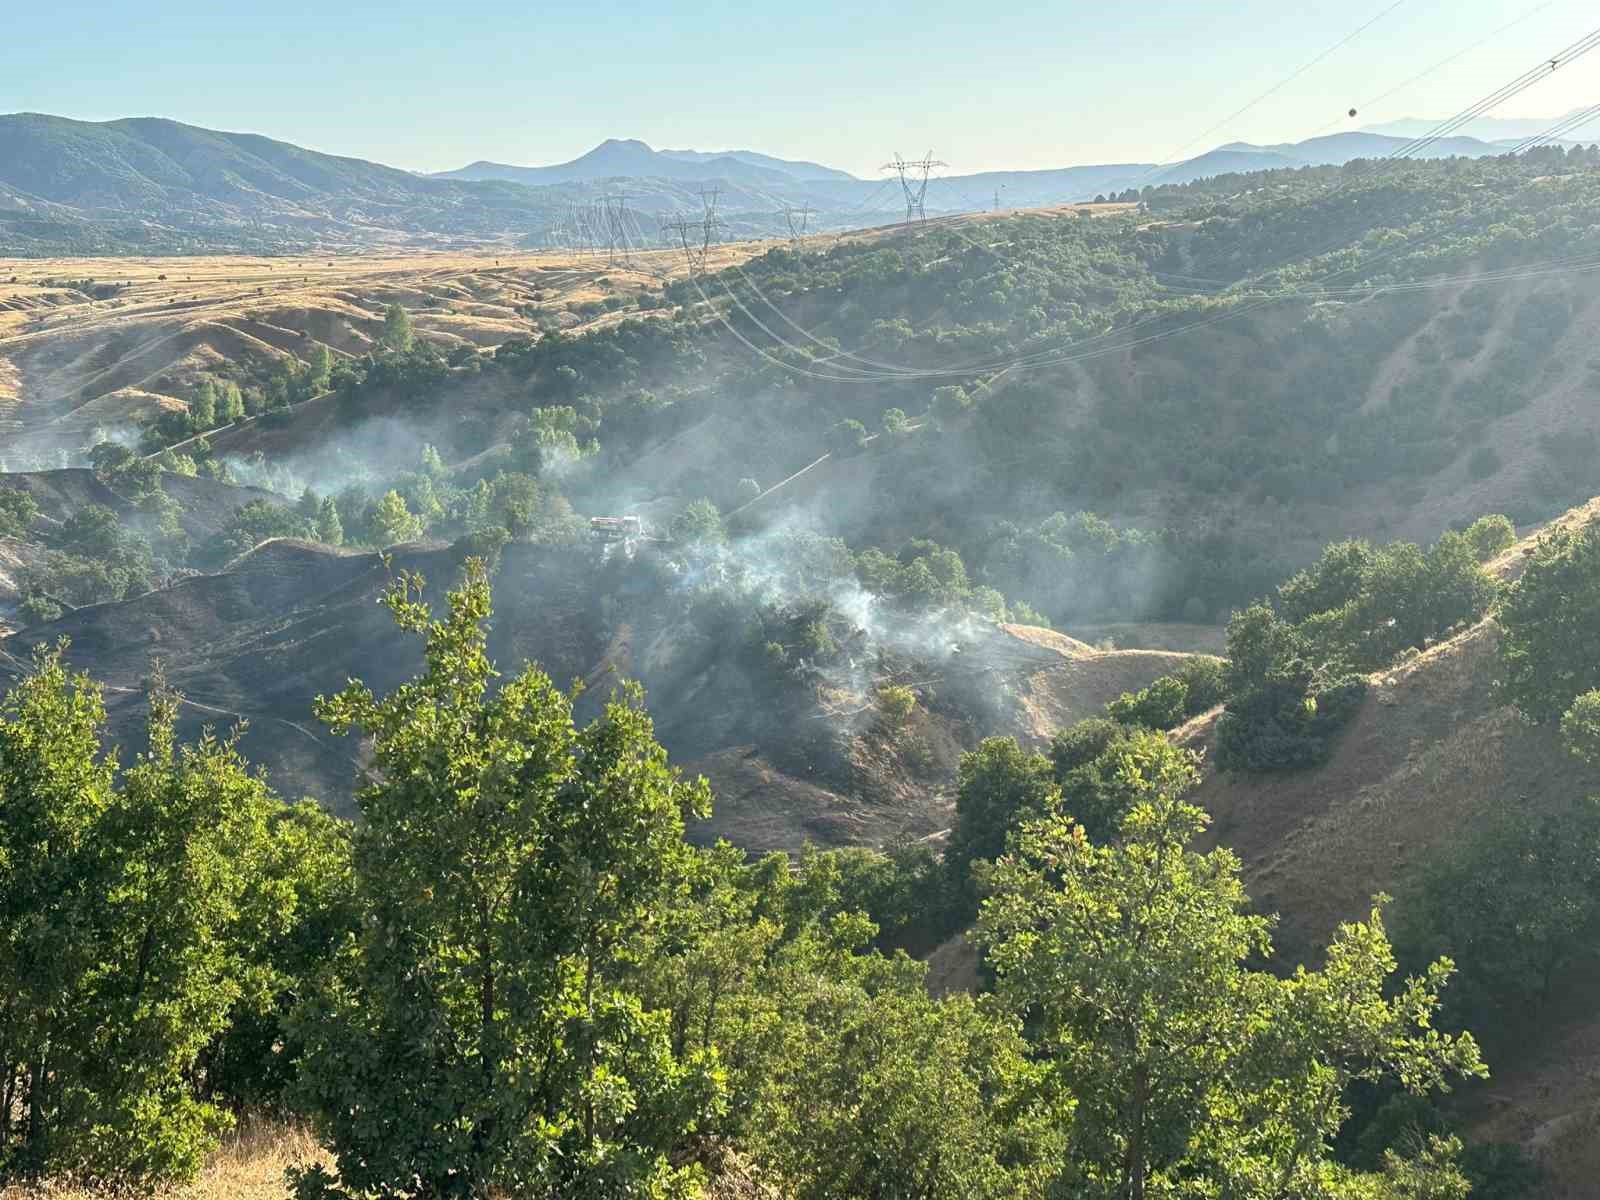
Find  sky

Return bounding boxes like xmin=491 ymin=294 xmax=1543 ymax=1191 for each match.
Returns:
xmin=4 ymin=0 xmax=1597 ymax=177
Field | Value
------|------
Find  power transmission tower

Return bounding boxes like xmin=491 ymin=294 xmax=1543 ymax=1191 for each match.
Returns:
xmin=783 ymin=203 xmax=813 ymax=250
xmin=602 ymin=195 xmax=626 ymax=264
xmin=664 ymin=202 xmax=727 ymax=275
xmin=568 ymin=202 xmax=601 ymax=258
xmin=881 ymin=152 xmax=947 ymax=226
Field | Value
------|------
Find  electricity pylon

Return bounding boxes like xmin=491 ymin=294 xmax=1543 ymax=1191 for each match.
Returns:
xmin=881 ymin=152 xmax=946 ymax=226
xmin=783 ymin=203 xmax=813 ymax=249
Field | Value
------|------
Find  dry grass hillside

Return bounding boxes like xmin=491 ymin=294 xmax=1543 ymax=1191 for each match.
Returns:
xmin=1166 ymin=500 xmax=1600 ymax=1197
xmin=0 ymin=245 xmax=769 ymax=454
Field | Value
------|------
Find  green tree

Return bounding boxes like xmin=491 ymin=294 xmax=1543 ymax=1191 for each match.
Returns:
xmin=1400 ymin=798 xmax=1600 ymax=1028
xmin=636 ymin=844 xmax=1055 ymax=1200
xmin=945 ymin=737 xmax=1059 ymax=917
xmin=977 ymin=752 xmax=1485 ymax=1199
xmin=669 ymin=498 xmax=726 ymax=548
xmin=87 ymin=441 xmax=137 ymax=483
xmin=1463 ymin=514 xmax=1515 ymax=562
xmin=1 ymin=651 xmax=281 ymax=1185
xmin=222 ymin=381 xmax=246 ymax=424
xmin=199 ymin=500 xmax=314 ymax=566
xmin=201 ymin=801 xmax=356 ymax=1114
xmin=305 ymin=344 xmax=334 ymax=393
xmin=379 ymin=303 xmax=414 ymax=353
xmin=1499 ymin=514 xmax=1600 ymax=723
xmin=1056 ymin=725 xmax=1194 ymax=842
xmin=314 ymin=497 xmax=344 ymax=547
xmin=1216 ymin=603 xmax=1366 ymax=772
xmin=191 ymin=379 xmax=218 ymax=430
xmin=0 ymin=487 xmax=39 ymax=538
xmin=292 ymin=564 xmax=718 ymax=1199
xmin=367 ymin=489 xmax=425 ymax=546
xmin=825 ymin=418 xmax=870 ymax=456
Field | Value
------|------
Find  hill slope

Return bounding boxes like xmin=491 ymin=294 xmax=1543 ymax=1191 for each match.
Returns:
xmin=0 ymin=536 xmax=1187 ymax=848
xmin=1173 ymin=501 xmax=1600 ymax=1195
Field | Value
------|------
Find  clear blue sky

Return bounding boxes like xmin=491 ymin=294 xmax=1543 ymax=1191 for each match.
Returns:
xmin=5 ymin=0 xmax=1596 ymax=176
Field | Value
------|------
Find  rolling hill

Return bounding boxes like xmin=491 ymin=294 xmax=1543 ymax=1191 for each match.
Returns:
xmin=5 ymin=111 xmax=1581 ymax=258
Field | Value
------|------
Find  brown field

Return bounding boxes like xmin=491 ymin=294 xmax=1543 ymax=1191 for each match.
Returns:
xmin=0 ymin=242 xmax=775 ymax=450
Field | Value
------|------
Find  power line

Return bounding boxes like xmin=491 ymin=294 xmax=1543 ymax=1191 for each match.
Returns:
xmin=1126 ymin=0 xmax=1409 ymax=190
xmin=1305 ymin=0 xmax=1558 ymax=139
xmin=688 ymin=23 xmax=1600 ymax=386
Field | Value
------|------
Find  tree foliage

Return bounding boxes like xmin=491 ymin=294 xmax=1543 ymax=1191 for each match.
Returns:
xmin=1499 ymin=514 xmax=1600 ymax=723
xmin=977 ymin=753 xmax=1485 ymax=1199
xmin=0 ymin=649 xmax=287 ymax=1186
xmin=292 ymin=562 xmax=718 ymax=1199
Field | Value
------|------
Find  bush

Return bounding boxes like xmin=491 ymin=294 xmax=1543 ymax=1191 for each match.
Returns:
xmin=825 ymin=418 xmax=870 ymax=456
xmin=1499 ymin=514 xmax=1600 ymax=723
xmin=1399 ymin=799 xmax=1600 ymax=1032
xmin=1106 ymin=657 xmax=1226 ymax=731
xmin=875 ymin=684 xmax=918 ymax=729
xmin=1175 ymin=655 xmax=1226 ymax=713
xmin=1214 ymin=604 xmax=1367 ymax=773
xmin=1107 ymin=674 xmax=1189 ymax=729
xmin=1463 ymin=513 xmax=1515 ymax=561
xmin=1560 ymin=689 xmax=1600 ymax=763
xmin=0 ymin=488 xmax=38 ymax=538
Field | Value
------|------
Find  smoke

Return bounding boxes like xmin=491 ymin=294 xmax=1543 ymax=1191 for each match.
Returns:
xmin=658 ymin=516 xmax=996 ymax=703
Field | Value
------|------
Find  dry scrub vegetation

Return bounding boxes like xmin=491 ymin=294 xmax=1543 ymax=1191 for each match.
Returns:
xmin=0 ymin=1124 xmax=324 ymax=1200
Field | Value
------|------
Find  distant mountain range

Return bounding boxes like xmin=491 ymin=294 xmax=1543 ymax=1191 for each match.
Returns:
xmin=0 ymin=111 xmax=1591 ymax=257
xmin=1360 ymin=107 xmax=1600 ymax=144
xmin=435 ymin=140 xmax=857 ymax=187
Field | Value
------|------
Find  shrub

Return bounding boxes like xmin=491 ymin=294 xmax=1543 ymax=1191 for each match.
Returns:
xmin=1106 ymin=657 xmax=1226 ymax=731
xmin=1498 ymin=514 xmax=1600 ymax=722
xmin=1458 ymin=1141 xmax=1547 ymax=1200
xmin=1107 ymin=674 xmax=1189 ymax=729
xmin=1463 ymin=513 xmax=1515 ymax=561
xmin=1214 ymin=604 xmax=1366 ymax=773
xmin=825 ymin=418 xmax=870 ymax=456
xmin=1399 ymin=799 xmax=1600 ymax=1032
xmin=875 ymin=684 xmax=918 ymax=729
xmin=1175 ymin=655 xmax=1226 ymax=713
xmin=0 ymin=488 xmax=38 ymax=538
xmin=1560 ymin=689 xmax=1600 ymax=763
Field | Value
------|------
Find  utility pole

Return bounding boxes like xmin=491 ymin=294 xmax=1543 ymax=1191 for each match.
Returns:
xmin=881 ymin=152 xmax=947 ymax=226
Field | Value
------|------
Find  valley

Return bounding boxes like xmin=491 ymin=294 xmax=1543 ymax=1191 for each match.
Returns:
xmin=6 ymin=80 xmax=1600 ymax=1199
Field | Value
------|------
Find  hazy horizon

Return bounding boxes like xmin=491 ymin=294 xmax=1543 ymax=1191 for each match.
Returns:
xmin=6 ymin=0 xmax=1597 ymax=177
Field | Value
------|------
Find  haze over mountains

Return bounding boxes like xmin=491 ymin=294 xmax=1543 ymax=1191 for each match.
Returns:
xmin=0 ymin=110 xmax=1593 ymax=257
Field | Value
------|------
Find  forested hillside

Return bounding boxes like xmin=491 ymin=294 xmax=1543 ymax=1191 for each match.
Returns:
xmin=7 ymin=143 xmax=1600 ymax=1196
